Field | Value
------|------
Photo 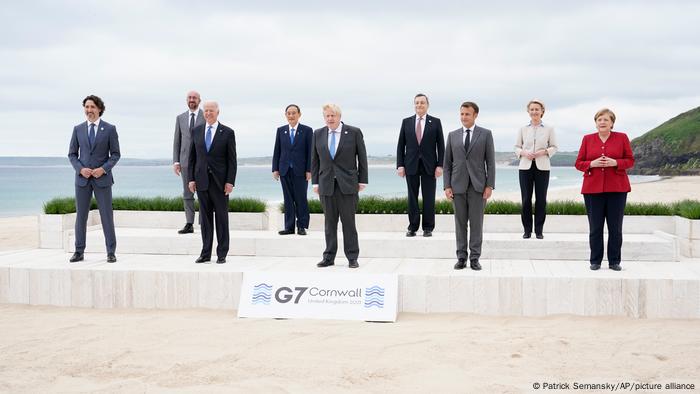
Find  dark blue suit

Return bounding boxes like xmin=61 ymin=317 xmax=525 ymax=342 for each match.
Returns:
xmin=68 ymin=120 xmax=121 ymax=254
xmin=272 ymin=123 xmax=312 ymax=230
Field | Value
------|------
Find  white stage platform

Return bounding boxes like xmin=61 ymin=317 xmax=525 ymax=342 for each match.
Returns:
xmin=1 ymin=249 xmax=699 ymax=319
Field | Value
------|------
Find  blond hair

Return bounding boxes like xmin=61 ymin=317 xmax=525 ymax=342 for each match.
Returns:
xmin=322 ymin=103 xmax=342 ymax=116
xmin=527 ymin=99 xmax=545 ymax=115
xmin=594 ymin=108 xmax=616 ymax=124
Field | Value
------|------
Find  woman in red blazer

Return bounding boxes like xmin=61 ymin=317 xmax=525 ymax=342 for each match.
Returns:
xmin=575 ymin=108 xmax=635 ymax=271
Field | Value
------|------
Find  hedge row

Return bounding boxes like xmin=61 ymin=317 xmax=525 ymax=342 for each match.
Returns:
xmin=43 ymin=196 xmax=266 ymax=214
xmin=288 ymin=196 xmax=700 ymax=219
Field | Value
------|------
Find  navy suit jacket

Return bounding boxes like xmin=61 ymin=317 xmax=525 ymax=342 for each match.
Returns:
xmin=68 ymin=120 xmax=121 ymax=188
xmin=396 ymin=114 xmax=445 ymax=175
xmin=187 ymin=123 xmax=237 ymax=192
xmin=272 ymin=123 xmax=313 ymax=176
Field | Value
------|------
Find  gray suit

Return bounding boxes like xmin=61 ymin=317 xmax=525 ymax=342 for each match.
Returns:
xmin=173 ymin=109 xmax=205 ymax=224
xmin=68 ymin=120 xmax=121 ymax=254
xmin=443 ymin=125 xmax=495 ymax=260
xmin=311 ymin=123 xmax=369 ymax=261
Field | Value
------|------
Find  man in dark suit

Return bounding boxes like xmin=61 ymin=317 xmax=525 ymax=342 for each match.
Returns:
xmin=272 ymin=104 xmax=313 ymax=235
xmin=311 ymin=104 xmax=368 ymax=269
xmin=172 ymin=90 xmax=205 ymax=234
xmin=67 ymin=95 xmax=121 ymax=263
xmin=396 ymin=93 xmax=445 ymax=237
xmin=187 ymin=101 xmax=237 ymax=264
xmin=443 ymin=101 xmax=495 ymax=271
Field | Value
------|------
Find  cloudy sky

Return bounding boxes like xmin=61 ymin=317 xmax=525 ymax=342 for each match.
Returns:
xmin=2 ymin=0 xmax=699 ymax=158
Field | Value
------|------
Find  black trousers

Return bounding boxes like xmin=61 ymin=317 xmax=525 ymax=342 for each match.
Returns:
xmin=281 ymin=171 xmax=310 ymax=231
xmin=320 ymin=180 xmax=359 ymax=261
xmin=519 ymin=162 xmax=550 ymax=234
xmin=197 ymin=175 xmax=230 ymax=259
xmin=406 ymin=161 xmax=436 ymax=232
xmin=583 ymin=192 xmax=627 ymax=266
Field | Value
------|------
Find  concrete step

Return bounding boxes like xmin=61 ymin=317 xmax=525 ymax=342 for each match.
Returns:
xmin=74 ymin=228 xmax=679 ymax=261
xmin=2 ymin=249 xmax=699 ymax=318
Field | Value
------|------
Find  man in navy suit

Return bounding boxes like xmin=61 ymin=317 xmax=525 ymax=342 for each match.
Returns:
xmin=396 ymin=93 xmax=445 ymax=237
xmin=272 ymin=104 xmax=313 ymax=235
xmin=188 ymin=101 xmax=237 ymax=264
xmin=67 ymin=95 xmax=121 ymax=263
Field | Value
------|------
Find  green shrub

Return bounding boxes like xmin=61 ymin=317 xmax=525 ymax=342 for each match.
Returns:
xmin=286 ymin=195 xmax=700 ymax=218
xmin=674 ymin=200 xmax=700 ymax=220
xmin=43 ymin=196 xmax=266 ymax=214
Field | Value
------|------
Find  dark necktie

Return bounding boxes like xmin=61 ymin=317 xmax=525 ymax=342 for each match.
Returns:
xmin=89 ymin=123 xmax=96 ymax=148
xmin=464 ymin=128 xmax=471 ymax=154
xmin=189 ymin=113 xmax=195 ymax=130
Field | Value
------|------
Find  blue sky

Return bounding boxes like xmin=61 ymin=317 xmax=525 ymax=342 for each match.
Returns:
xmin=1 ymin=0 xmax=699 ymax=158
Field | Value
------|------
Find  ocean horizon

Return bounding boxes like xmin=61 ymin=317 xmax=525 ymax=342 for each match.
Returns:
xmin=0 ymin=157 xmax=658 ymax=217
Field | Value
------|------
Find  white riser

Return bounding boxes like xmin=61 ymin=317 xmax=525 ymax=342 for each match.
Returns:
xmin=74 ymin=228 xmax=678 ymax=262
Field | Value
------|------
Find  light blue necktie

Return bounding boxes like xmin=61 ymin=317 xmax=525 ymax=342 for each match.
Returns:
xmin=205 ymin=126 xmax=213 ymax=152
xmin=290 ymin=127 xmax=295 ymax=144
xmin=329 ymin=130 xmax=337 ymax=159
xmin=88 ymin=123 xmax=96 ymax=148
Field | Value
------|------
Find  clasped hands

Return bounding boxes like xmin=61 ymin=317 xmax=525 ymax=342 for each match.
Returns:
xmin=523 ymin=149 xmax=547 ymax=160
xmin=590 ymin=155 xmax=618 ymax=168
xmin=80 ymin=167 xmax=106 ymax=179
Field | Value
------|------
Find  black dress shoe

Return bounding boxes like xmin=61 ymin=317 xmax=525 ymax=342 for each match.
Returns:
xmin=609 ymin=264 xmax=622 ymax=271
xmin=107 ymin=254 xmax=117 ymax=263
xmin=523 ymin=233 xmax=531 ymax=239
xmin=406 ymin=230 xmax=416 ymax=237
xmin=470 ymin=259 xmax=482 ymax=271
xmin=317 ymin=259 xmax=335 ymax=267
xmin=216 ymin=257 xmax=226 ymax=264
xmin=423 ymin=230 xmax=432 ymax=237
xmin=297 ymin=228 xmax=307 ymax=235
xmin=590 ymin=264 xmax=601 ymax=270
xmin=536 ymin=233 xmax=543 ymax=239
xmin=278 ymin=229 xmax=295 ymax=235
xmin=178 ymin=223 xmax=194 ymax=234
xmin=454 ymin=258 xmax=466 ymax=270
xmin=348 ymin=260 xmax=359 ymax=268
xmin=69 ymin=252 xmax=84 ymax=263
xmin=195 ymin=256 xmax=211 ymax=264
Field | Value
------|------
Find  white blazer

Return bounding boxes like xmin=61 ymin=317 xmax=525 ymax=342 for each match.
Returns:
xmin=514 ymin=123 xmax=558 ymax=170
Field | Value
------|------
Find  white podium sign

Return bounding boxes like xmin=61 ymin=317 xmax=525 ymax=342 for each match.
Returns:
xmin=237 ymin=271 xmax=398 ymax=322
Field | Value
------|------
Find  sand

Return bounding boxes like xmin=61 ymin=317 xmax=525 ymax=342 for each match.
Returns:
xmin=495 ymin=176 xmax=700 ymax=204
xmin=0 ymin=305 xmax=698 ymax=393
xmin=1 ymin=177 xmax=700 ymax=392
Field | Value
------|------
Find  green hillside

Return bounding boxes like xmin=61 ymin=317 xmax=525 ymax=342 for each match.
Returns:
xmin=631 ymin=106 xmax=700 ymax=175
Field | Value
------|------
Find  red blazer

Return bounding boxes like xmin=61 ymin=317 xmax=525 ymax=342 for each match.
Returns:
xmin=575 ymin=131 xmax=634 ymax=194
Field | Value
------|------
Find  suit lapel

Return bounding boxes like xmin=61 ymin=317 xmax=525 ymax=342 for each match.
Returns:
xmin=466 ymin=127 xmax=481 ymax=156
xmin=207 ymin=124 xmax=224 ymax=154
xmin=90 ymin=122 xmax=106 ymax=153
xmin=334 ymin=124 xmax=350 ymax=160
xmin=320 ymin=127 xmax=332 ymax=160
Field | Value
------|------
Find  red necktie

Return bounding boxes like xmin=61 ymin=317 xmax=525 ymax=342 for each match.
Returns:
xmin=416 ymin=117 xmax=423 ymax=145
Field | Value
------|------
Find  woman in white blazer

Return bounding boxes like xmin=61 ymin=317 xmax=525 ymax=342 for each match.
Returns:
xmin=514 ymin=99 xmax=558 ymax=239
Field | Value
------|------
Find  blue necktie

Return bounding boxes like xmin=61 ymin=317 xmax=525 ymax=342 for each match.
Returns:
xmin=329 ymin=131 xmax=337 ymax=159
xmin=205 ymin=125 xmax=213 ymax=152
xmin=89 ymin=123 xmax=96 ymax=148
xmin=290 ymin=127 xmax=295 ymax=144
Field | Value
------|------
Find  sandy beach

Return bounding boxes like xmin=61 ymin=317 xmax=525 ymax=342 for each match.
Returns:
xmin=1 ymin=305 xmax=699 ymax=393
xmin=1 ymin=176 xmax=699 ymax=392
xmin=495 ymin=175 xmax=700 ymax=204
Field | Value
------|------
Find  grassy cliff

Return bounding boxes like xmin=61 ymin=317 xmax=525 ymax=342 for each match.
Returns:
xmin=631 ymin=106 xmax=700 ymax=175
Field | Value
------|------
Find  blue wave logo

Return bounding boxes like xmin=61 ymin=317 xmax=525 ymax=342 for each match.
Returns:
xmin=364 ymin=285 xmax=385 ymax=308
xmin=252 ymin=283 xmax=272 ymax=305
